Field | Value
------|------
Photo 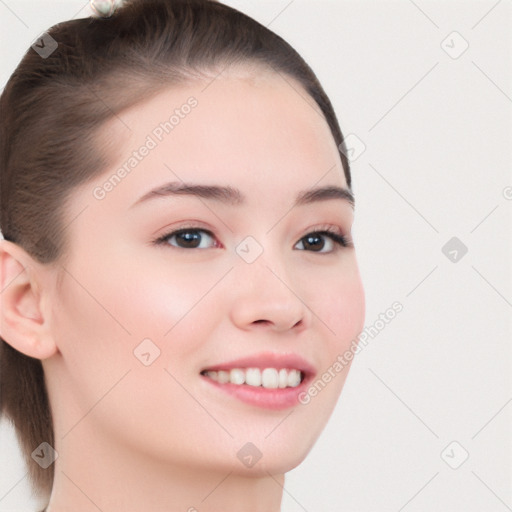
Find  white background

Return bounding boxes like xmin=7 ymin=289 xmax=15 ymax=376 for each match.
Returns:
xmin=1 ymin=1 xmax=511 ymax=511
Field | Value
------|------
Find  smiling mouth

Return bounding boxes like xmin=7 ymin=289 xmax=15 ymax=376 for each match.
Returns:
xmin=200 ymin=367 xmax=305 ymax=389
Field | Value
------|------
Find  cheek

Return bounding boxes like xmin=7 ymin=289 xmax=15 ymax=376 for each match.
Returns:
xmin=55 ymin=233 xmax=237 ymax=390
xmin=61 ymin=244 xmax=205 ymax=328
xmin=310 ymin=260 xmax=366 ymax=352
xmin=51 ymin=255 xmax=219 ymax=444
xmin=113 ymin=258 xmax=229 ymax=347
xmin=56 ymin=252 xmax=227 ymax=373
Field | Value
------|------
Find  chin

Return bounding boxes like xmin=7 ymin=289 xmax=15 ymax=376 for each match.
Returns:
xmin=228 ymin=448 xmax=311 ymax=478
xmin=232 ymin=425 xmax=322 ymax=476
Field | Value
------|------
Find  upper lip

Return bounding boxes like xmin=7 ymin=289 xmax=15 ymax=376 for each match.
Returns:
xmin=200 ymin=352 xmax=316 ymax=377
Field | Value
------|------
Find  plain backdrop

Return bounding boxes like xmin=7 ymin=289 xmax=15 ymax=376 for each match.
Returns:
xmin=1 ymin=1 xmax=511 ymax=511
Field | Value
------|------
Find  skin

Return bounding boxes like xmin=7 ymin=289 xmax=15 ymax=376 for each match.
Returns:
xmin=0 ymin=66 xmax=365 ymax=511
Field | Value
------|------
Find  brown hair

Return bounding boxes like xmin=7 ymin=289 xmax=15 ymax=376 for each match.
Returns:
xmin=0 ymin=0 xmax=352 ymax=501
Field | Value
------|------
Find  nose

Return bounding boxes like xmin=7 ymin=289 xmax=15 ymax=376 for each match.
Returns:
xmin=229 ymin=257 xmax=311 ymax=333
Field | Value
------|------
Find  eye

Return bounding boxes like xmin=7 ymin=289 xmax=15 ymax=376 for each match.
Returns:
xmin=153 ymin=225 xmax=352 ymax=252
xmin=294 ymin=228 xmax=352 ymax=253
xmin=155 ymin=228 xmax=219 ymax=249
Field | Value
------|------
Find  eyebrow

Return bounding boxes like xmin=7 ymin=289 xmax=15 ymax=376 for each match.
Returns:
xmin=131 ymin=181 xmax=355 ymax=209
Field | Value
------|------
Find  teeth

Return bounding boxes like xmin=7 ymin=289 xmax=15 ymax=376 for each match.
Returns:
xmin=261 ymin=368 xmax=279 ymax=389
xmin=218 ymin=370 xmax=230 ymax=384
xmin=230 ymin=368 xmax=245 ymax=385
xmin=203 ymin=368 xmax=303 ymax=389
xmin=245 ymin=368 xmax=262 ymax=387
xmin=287 ymin=369 xmax=301 ymax=387
xmin=278 ymin=368 xmax=288 ymax=388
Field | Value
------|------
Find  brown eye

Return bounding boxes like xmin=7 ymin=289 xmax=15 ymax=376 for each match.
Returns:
xmin=294 ymin=230 xmax=350 ymax=253
xmin=157 ymin=229 xmax=217 ymax=249
xmin=301 ymin=234 xmax=326 ymax=251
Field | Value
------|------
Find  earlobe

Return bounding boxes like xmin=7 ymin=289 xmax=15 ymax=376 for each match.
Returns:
xmin=0 ymin=240 xmax=58 ymax=360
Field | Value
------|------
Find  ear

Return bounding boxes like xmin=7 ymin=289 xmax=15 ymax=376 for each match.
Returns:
xmin=0 ymin=239 xmax=58 ymax=360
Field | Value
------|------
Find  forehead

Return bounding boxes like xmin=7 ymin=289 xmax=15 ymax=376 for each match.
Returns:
xmin=92 ymin=68 xmax=347 ymax=209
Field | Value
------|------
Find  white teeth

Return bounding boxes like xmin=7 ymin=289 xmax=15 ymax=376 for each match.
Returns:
xmin=217 ymin=370 xmax=230 ymax=384
xmin=278 ymin=368 xmax=288 ymax=388
xmin=205 ymin=370 xmax=218 ymax=381
xmin=230 ymin=368 xmax=245 ymax=385
xmin=287 ymin=369 xmax=301 ymax=387
xmin=245 ymin=368 xmax=262 ymax=387
xmin=261 ymin=368 xmax=279 ymax=389
xmin=203 ymin=367 xmax=303 ymax=388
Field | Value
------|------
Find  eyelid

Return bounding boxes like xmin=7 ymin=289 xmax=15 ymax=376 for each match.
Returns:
xmin=296 ymin=223 xmax=353 ymax=251
xmin=152 ymin=220 xmax=217 ymax=240
xmin=303 ymin=223 xmax=348 ymax=241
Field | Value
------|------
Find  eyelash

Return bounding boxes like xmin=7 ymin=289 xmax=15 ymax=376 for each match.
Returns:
xmin=153 ymin=224 xmax=353 ymax=253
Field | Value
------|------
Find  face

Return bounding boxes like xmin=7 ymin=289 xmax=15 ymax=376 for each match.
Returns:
xmin=45 ymin=67 xmax=365 ymax=477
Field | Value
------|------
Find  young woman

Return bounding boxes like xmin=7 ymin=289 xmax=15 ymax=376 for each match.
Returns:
xmin=0 ymin=0 xmax=365 ymax=510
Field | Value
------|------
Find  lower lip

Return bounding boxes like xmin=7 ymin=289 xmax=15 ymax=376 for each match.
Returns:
xmin=200 ymin=374 xmax=312 ymax=410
